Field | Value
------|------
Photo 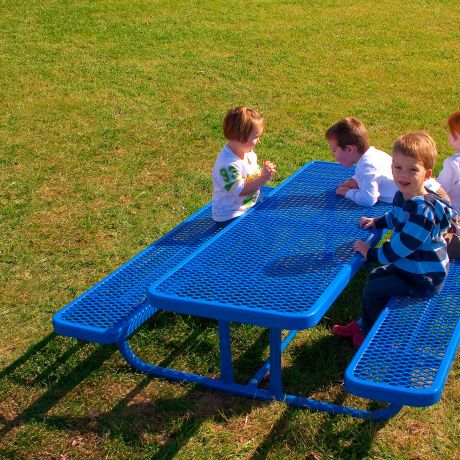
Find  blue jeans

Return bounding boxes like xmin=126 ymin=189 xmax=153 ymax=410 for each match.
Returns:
xmin=361 ymin=265 xmax=439 ymax=335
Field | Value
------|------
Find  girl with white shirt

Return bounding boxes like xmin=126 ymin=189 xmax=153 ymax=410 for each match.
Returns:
xmin=212 ymin=107 xmax=276 ymax=223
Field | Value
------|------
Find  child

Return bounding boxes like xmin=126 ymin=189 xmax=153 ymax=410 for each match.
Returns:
xmin=212 ymin=107 xmax=276 ymax=223
xmin=325 ymin=117 xmax=397 ymax=207
xmin=332 ymin=132 xmax=457 ymax=348
xmin=437 ymin=111 xmax=460 ymax=257
xmin=325 ymin=117 xmax=447 ymax=207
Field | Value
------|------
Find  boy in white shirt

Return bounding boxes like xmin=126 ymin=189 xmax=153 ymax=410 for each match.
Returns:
xmin=212 ymin=107 xmax=276 ymax=223
xmin=437 ymin=111 xmax=460 ymax=257
xmin=326 ymin=117 xmax=447 ymax=207
xmin=326 ymin=117 xmax=397 ymax=207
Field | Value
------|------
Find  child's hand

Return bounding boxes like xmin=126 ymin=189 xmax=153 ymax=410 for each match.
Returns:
xmin=260 ymin=164 xmax=272 ymax=181
xmin=264 ymin=160 xmax=276 ymax=174
xmin=353 ymin=240 xmax=370 ymax=259
xmin=359 ymin=217 xmax=376 ymax=229
xmin=261 ymin=160 xmax=276 ymax=181
xmin=336 ymin=186 xmax=349 ymax=196
xmin=339 ymin=178 xmax=358 ymax=189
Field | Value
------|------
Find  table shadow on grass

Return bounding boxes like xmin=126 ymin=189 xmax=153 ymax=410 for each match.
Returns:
xmin=1 ymin=314 xmax=386 ymax=459
xmin=250 ymin=407 xmax=387 ymax=460
xmin=0 ymin=333 xmax=55 ymax=380
xmin=251 ymin=334 xmax=391 ymax=459
xmin=0 ymin=334 xmax=117 ymax=437
xmin=39 ymin=322 xmax=271 ymax=459
xmin=0 ymin=447 xmax=29 ymax=460
xmin=0 ymin=312 xmax=237 ymax=456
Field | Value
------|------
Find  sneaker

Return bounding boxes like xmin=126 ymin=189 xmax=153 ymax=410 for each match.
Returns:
xmin=352 ymin=331 xmax=365 ymax=349
xmin=332 ymin=321 xmax=362 ymax=338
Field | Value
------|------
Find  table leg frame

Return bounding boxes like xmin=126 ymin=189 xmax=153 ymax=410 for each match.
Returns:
xmin=118 ymin=335 xmax=402 ymax=422
xmin=218 ymin=320 xmax=234 ymax=384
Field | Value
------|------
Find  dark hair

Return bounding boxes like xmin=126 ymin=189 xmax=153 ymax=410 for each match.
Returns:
xmin=325 ymin=117 xmax=370 ymax=154
xmin=223 ymin=107 xmax=264 ymax=142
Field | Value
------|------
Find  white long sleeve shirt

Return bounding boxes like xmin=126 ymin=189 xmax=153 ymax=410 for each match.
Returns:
xmin=345 ymin=146 xmax=397 ymax=207
xmin=437 ymin=153 xmax=460 ymax=214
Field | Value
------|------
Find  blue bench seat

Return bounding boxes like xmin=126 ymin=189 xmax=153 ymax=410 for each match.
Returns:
xmin=52 ymin=187 xmax=272 ymax=344
xmin=345 ymin=259 xmax=460 ymax=407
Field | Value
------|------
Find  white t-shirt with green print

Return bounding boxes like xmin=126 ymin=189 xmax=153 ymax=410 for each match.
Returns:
xmin=212 ymin=144 xmax=261 ymax=222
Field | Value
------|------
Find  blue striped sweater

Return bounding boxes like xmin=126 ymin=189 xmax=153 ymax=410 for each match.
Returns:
xmin=367 ymin=191 xmax=457 ymax=292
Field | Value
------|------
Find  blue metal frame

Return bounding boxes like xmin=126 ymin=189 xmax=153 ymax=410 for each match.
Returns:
xmin=118 ymin=328 xmax=402 ymax=421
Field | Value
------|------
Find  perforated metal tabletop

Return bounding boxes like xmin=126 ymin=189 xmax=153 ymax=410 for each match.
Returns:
xmin=149 ymin=161 xmax=391 ymax=330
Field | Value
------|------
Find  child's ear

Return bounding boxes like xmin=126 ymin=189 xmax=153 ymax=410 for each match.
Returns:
xmin=425 ymin=168 xmax=433 ymax=180
xmin=346 ymin=144 xmax=359 ymax=157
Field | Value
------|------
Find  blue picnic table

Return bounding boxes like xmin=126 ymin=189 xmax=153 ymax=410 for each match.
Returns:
xmin=53 ymin=161 xmax=460 ymax=421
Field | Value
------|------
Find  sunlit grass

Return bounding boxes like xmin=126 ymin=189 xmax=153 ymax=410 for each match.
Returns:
xmin=1 ymin=0 xmax=460 ymax=458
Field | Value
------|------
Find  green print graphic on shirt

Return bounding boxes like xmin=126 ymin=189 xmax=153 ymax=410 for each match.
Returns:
xmin=242 ymin=194 xmax=256 ymax=208
xmin=221 ymin=165 xmax=241 ymax=192
xmin=220 ymin=165 xmax=240 ymax=183
xmin=224 ymin=181 xmax=238 ymax=192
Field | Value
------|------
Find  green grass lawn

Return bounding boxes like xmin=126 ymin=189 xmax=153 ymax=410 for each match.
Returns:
xmin=1 ymin=0 xmax=460 ymax=458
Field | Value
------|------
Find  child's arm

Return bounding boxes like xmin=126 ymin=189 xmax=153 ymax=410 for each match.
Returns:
xmin=338 ymin=178 xmax=358 ymax=189
xmin=340 ymin=170 xmax=381 ymax=207
xmin=353 ymin=214 xmax=392 ymax=259
xmin=240 ymin=160 xmax=276 ymax=196
xmin=366 ymin=210 xmax=434 ymax=264
xmin=438 ymin=157 xmax=459 ymax=196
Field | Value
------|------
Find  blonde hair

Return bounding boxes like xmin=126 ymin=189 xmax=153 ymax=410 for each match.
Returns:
xmin=392 ymin=132 xmax=437 ymax=170
xmin=223 ymin=107 xmax=264 ymax=143
xmin=325 ymin=117 xmax=370 ymax=154
xmin=448 ymin=111 xmax=460 ymax=135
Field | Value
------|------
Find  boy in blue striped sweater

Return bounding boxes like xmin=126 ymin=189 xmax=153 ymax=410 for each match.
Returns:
xmin=333 ymin=132 xmax=457 ymax=348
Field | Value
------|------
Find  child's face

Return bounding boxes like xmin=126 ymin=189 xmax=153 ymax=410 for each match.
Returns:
xmin=448 ymin=130 xmax=460 ymax=151
xmin=242 ymin=126 xmax=263 ymax=153
xmin=327 ymin=137 xmax=356 ymax=168
xmin=392 ymin=152 xmax=432 ymax=199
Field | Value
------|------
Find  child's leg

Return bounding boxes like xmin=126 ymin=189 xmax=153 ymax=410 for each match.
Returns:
xmin=361 ymin=265 xmax=410 ymax=334
xmin=445 ymin=233 xmax=460 ymax=258
xmin=445 ymin=217 xmax=460 ymax=259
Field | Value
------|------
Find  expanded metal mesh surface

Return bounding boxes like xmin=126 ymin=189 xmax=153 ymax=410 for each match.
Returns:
xmin=153 ymin=162 xmax=390 ymax=322
xmin=352 ymin=261 xmax=460 ymax=391
xmin=57 ymin=194 xmax=264 ymax=331
xmin=61 ymin=219 xmax=220 ymax=329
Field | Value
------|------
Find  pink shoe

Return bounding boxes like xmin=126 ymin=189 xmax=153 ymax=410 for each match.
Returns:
xmin=352 ymin=331 xmax=365 ymax=349
xmin=332 ymin=321 xmax=362 ymax=338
